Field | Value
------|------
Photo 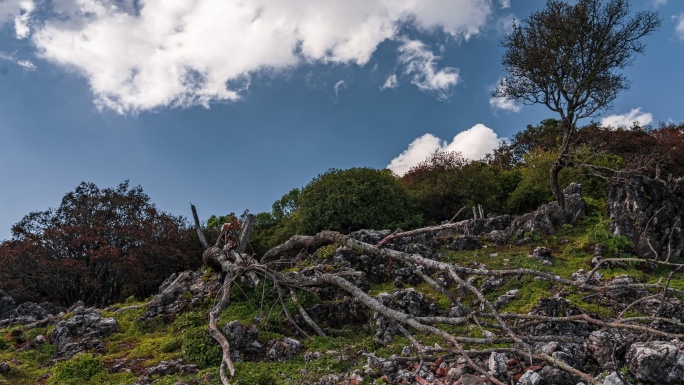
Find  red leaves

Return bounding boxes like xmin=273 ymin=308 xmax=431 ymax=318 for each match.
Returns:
xmin=0 ymin=181 xmax=201 ymax=306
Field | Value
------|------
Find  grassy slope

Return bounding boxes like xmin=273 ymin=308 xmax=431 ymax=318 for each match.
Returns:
xmin=1 ymin=202 xmax=682 ymax=385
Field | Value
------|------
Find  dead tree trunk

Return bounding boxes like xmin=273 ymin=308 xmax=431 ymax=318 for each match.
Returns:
xmin=191 ymin=205 xmax=684 ymax=385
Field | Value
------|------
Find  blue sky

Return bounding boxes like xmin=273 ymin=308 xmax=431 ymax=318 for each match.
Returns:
xmin=1 ymin=0 xmax=683 ymax=241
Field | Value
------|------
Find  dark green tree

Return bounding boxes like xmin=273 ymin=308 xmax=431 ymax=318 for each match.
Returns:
xmin=494 ymin=0 xmax=659 ymax=219
xmin=297 ymin=168 xmax=419 ymax=234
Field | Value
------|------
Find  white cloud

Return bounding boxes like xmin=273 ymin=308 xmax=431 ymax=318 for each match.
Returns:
xmin=15 ymin=0 xmax=492 ymax=114
xmin=387 ymin=134 xmax=443 ymax=176
xmin=0 ymin=51 xmax=35 ymax=70
xmin=489 ymin=96 xmax=521 ymax=113
xmin=489 ymin=78 xmax=521 ymax=112
xmin=387 ymin=124 xmax=501 ymax=176
xmin=333 ymin=80 xmax=347 ymax=98
xmin=652 ymin=0 xmax=667 ymax=8
xmin=13 ymin=0 xmax=34 ymax=39
xmin=16 ymin=59 xmax=35 ymax=70
xmin=381 ymin=74 xmax=398 ymax=90
xmin=675 ymin=14 xmax=684 ymax=40
xmin=600 ymin=108 xmax=654 ymax=128
xmin=397 ymin=38 xmax=459 ymax=99
xmin=499 ymin=0 xmax=511 ymax=9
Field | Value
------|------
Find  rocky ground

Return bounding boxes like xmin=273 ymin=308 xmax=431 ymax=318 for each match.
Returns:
xmin=1 ymin=182 xmax=684 ymax=385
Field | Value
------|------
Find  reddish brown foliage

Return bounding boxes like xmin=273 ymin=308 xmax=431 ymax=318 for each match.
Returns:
xmin=578 ymin=122 xmax=684 ymax=178
xmin=0 ymin=181 xmax=202 ymax=306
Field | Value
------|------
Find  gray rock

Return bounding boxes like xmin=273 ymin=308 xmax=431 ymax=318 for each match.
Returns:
xmin=517 ymin=370 xmax=542 ymax=385
xmin=222 ymin=321 xmax=261 ymax=362
xmin=488 ymin=352 xmax=508 ymax=377
xmin=510 ymin=183 xmax=586 ymax=238
xmin=305 ymin=296 xmax=367 ymax=328
xmin=538 ymin=365 xmax=575 ymax=385
xmin=601 ymin=371 xmax=628 ymax=385
xmin=0 ymin=299 xmax=50 ymax=326
xmin=267 ymin=337 xmax=301 ymax=361
xmin=480 ymin=277 xmax=504 ymax=294
xmin=608 ymin=173 xmax=684 ymax=259
xmin=373 ymin=289 xmax=437 ymax=342
xmin=447 ymin=235 xmax=481 ymax=251
xmin=571 ymin=269 xmax=602 ymax=285
xmin=584 ymin=330 xmax=635 ymax=368
xmin=52 ymin=338 xmax=105 ymax=362
xmin=139 ymin=270 xmax=220 ymax=321
xmin=0 ymin=291 xmax=16 ymax=319
xmin=145 ymin=359 xmax=198 ymax=376
xmin=50 ymin=307 xmax=118 ymax=347
xmin=0 ymin=361 xmax=9 ymax=375
xmin=531 ymin=247 xmax=552 ymax=260
xmin=626 ymin=340 xmax=684 ymax=384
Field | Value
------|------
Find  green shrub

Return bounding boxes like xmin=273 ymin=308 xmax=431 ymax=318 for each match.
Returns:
xmin=181 ymin=327 xmax=222 ymax=368
xmin=0 ymin=335 xmax=8 ymax=350
xmin=298 ymin=167 xmax=420 ymax=234
xmin=160 ymin=336 xmax=183 ymax=353
xmin=50 ymin=353 xmax=106 ymax=385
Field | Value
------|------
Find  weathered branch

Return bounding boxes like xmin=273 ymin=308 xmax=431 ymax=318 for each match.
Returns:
xmin=190 ymin=203 xmax=209 ymax=250
xmin=209 ymin=273 xmax=236 ymax=382
xmin=193 ymin=204 xmax=683 ymax=385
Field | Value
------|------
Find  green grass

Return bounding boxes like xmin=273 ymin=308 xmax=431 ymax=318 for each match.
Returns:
xmin=2 ymin=205 xmax=683 ymax=385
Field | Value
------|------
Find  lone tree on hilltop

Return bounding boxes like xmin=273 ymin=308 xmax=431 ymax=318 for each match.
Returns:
xmin=493 ymin=0 xmax=659 ymax=219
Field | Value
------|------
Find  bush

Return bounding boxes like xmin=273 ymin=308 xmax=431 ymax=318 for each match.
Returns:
xmin=401 ymin=152 xmax=503 ymax=223
xmin=50 ymin=353 xmax=106 ymax=385
xmin=182 ymin=327 xmax=222 ymax=368
xmin=297 ymin=168 xmax=420 ymax=234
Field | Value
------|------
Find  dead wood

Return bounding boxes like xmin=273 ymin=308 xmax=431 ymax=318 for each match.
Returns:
xmin=192 ymin=206 xmax=684 ymax=385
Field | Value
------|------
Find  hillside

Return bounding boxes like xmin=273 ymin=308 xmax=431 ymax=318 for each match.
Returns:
xmin=1 ymin=183 xmax=684 ymax=385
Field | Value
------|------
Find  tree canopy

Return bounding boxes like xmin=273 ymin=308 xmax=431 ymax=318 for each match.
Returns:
xmin=297 ymin=168 xmax=420 ymax=234
xmin=0 ymin=181 xmax=202 ymax=306
xmin=494 ymin=0 xmax=660 ymax=217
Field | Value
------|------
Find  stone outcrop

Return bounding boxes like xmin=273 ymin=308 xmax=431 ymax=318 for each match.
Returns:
xmin=138 ymin=271 xmax=221 ymax=321
xmin=626 ymin=340 xmax=684 ymax=384
xmin=608 ymin=172 xmax=684 ymax=259
xmin=0 ymin=290 xmax=63 ymax=327
xmin=49 ymin=304 xmax=118 ymax=361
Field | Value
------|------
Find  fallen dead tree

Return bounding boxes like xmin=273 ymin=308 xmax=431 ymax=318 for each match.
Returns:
xmin=190 ymin=204 xmax=684 ymax=385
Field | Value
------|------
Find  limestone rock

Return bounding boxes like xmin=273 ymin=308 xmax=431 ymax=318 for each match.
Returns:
xmin=267 ymin=337 xmax=302 ymax=361
xmin=139 ymin=270 xmax=220 ymax=321
xmin=608 ymin=173 xmax=684 ymax=259
xmin=626 ymin=340 xmax=684 ymax=384
xmin=50 ymin=307 xmax=118 ymax=347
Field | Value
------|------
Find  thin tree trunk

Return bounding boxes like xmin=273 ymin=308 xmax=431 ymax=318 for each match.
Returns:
xmin=550 ymin=119 xmax=574 ymax=223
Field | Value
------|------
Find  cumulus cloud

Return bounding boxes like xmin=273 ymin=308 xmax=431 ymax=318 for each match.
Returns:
xmin=0 ymin=0 xmax=32 ymax=37
xmin=381 ymin=74 xmax=398 ymax=90
xmin=387 ymin=124 xmax=501 ymax=176
xmin=499 ymin=0 xmax=511 ymax=9
xmin=10 ymin=0 xmax=493 ymax=113
xmin=13 ymin=0 xmax=34 ymax=39
xmin=397 ymin=39 xmax=460 ymax=99
xmin=601 ymin=108 xmax=654 ymax=128
xmin=675 ymin=14 xmax=684 ymax=40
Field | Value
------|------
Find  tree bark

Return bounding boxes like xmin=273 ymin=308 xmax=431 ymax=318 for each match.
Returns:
xmin=550 ymin=118 xmax=574 ymax=223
